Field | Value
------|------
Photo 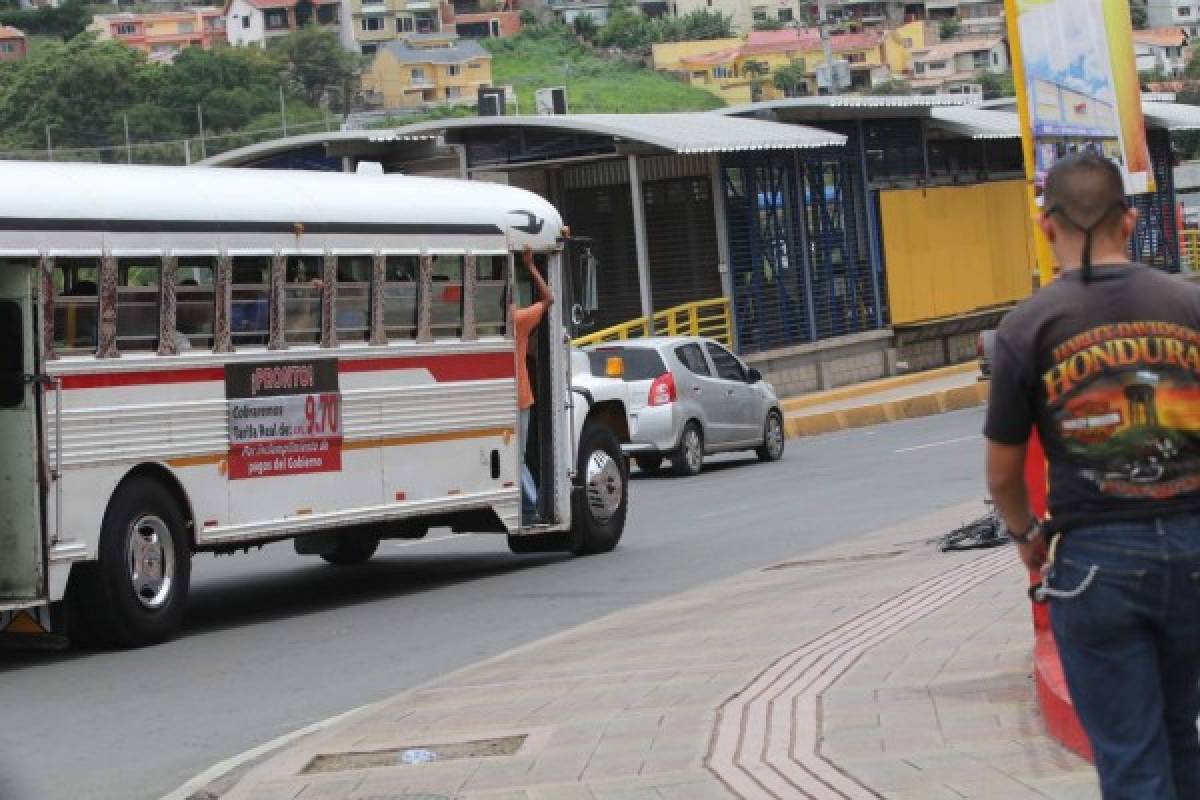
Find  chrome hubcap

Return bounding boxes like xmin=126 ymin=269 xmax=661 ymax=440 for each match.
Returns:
xmin=685 ymin=429 xmax=703 ymax=470
xmin=126 ymin=514 xmax=175 ymax=610
xmin=767 ymin=415 xmax=784 ymax=457
xmin=585 ymin=449 xmax=623 ymax=524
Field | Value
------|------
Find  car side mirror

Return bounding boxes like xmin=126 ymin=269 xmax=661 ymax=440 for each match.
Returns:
xmin=746 ymin=367 xmax=762 ymax=384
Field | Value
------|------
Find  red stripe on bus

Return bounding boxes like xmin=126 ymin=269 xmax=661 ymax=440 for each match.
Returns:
xmin=57 ymin=353 xmax=514 ymax=390
xmin=59 ymin=367 xmax=226 ymax=390
xmin=338 ymin=353 xmax=514 ymax=381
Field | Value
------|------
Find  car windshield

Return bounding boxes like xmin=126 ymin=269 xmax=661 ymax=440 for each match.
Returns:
xmin=587 ymin=346 xmax=667 ymax=381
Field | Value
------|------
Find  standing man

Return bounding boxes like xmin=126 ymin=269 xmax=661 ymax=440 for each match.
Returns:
xmin=515 ymin=245 xmax=554 ymax=525
xmin=985 ymin=153 xmax=1200 ymax=799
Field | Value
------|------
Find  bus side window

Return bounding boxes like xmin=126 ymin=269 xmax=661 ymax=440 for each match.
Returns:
xmin=431 ymin=254 xmax=464 ymax=339
xmin=116 ymin=257 xmax=161 ymax=352
xmin=177 ymin=257 xmax=215 ymax=351
xmin=284 ymin=255 xmax=322 ymax=345
xmin=476 ymin=254 xmax=508 ymax=338
xmin=335 ymin=256 xmax=371 ymax=343
xmin=52 ymin=257 xmax=100 ymax=353
xmin=383 ymin=255 xmax=418 ymax=341
xmin=231 ymin=256 xmax=269 ymax=347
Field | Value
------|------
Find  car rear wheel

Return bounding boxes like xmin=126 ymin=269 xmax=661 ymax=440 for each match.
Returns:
xmin=756 ymin=410 xmax=785 ymax=462
xmin=635 ymin=455 xmax=663 ymax=475
xmin=671 ymin=422 xmax=704 ymax=477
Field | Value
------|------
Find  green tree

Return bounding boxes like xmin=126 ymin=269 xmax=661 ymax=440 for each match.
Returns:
xmin=0 ymin=0 xmax=88 ymax=39
xmin=0 ymin=37 xmax=160 ymax=149
xmin=752 ymin=17 xmax=784 ymax=31
xmin=772 ymin=60 xmax=807 ymax=97
xmin=939 ymin=18 xmax=961 ymax=40
xmin=975 ymin=69 xmax=1014 ymax=100
xmin=867 ymin=78 xmax=911 ymax=95
xmin=1185 ymin=46 xmax=1200 ymax=79
xmin=678 ymin=10 xmax=732 ymax=40
xmin=269 ymin=26 xmax=364 ymax=107
xmin=1131 ymin=1 xmax=1148 ymax=29
xmin=742 ymin=59 xmax=768 ymax=101
xmin=573 ymin=13 xmax=598 ymax=40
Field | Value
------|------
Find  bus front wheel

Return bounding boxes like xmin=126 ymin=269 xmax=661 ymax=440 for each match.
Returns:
xmin=569 ymin=421 xmax=628 ymax=555
xmin=72 ymin=477 xmax=191 ymax=648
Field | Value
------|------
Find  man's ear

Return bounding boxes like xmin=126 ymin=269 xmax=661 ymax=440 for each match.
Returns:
xmin=1120 ymin=207 xmax=1139 ymax=242
xmin=1037 ymin=214 xmax=1057 ymax=244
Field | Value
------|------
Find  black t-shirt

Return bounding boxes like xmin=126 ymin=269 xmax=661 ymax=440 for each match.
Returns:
xmin=984 ymin=263 xmax=1200 ymax=524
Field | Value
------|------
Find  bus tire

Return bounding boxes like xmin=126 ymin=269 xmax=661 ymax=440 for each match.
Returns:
xmin=569 ymin=420 xmax=628 ymax=555
xmin=320 ymin=535 xmax=380 ymax=565
xmin=73 ymin=477 xmax=191 ymax=648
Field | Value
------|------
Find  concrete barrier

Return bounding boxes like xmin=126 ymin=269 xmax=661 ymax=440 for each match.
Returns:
xmin=784 ymin=380 xmax=990 ymax=439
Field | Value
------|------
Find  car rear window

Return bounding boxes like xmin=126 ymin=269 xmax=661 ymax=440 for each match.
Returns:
xmin=588 ymin=347 xmax=667 ymax=381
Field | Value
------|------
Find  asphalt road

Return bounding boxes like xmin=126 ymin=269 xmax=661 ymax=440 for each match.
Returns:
xmin=0 ymin=408 xmax=987 ymax=800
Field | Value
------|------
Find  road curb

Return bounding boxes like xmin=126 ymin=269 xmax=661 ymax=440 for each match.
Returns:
xmin=779 ymin=361 xmax=977 ymax=414
xmin=785 ymin=380 xmax=989 ymax=439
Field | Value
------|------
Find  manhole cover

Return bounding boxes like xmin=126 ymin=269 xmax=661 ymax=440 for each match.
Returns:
xmin=763 ymin=551 xmax=904 ymax=571
xmin=303 ymin=734 xmax=527 ymax=774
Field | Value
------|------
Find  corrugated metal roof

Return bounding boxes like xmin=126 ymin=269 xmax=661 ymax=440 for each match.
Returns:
xmin=197 ymin=129 xmax=437 ymax=167
xmin=1141 ymin=101 xmax=1200 ymax=131
xmin=928 ymin=106 xmax=1019 ymax=140
xmin=723 ymin=95 xmax=979 ymax=116
xmin=393 ymin=113 xmax=846 ymax=153
xmin=982 ymin=97 xmax=1200 ymax=132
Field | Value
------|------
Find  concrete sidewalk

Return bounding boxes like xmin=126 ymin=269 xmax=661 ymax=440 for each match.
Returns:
xmin=783 ymin=364 xmax=989 ymax=439
xmin=170 ymin=503 xmax=1098 ymax=800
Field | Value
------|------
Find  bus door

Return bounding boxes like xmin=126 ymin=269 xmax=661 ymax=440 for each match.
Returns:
xmin=0 ymin=261 xmax=47 ymax=610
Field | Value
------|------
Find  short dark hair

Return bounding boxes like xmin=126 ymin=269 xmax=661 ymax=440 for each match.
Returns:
xmin=1043 ymin=153 xmax=1128 ymax=281
xmin=1043 ymin=153 xmax=1126 ymax=236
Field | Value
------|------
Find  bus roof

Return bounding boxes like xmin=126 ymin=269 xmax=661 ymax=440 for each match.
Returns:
xmin=0 ymin=161 xmax=564 ymax=251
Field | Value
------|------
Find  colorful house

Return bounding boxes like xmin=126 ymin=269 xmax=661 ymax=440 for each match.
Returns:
xmin=653 ymin=28 xmax=889 ymax=103
xmin=224 ymin=0 xmax=341 ymax=48
xmin=0 ymin=25 xmax=26 ymax=62
xmin=362 ymin=33 xmax=492 ymax=107
xmin=345 ymin=0 xmax=449 ymax=56
xmin=908 ymin=36 xmax=1008 ymax=95
xmin=87 ymin=9 xmax=226 ymax=62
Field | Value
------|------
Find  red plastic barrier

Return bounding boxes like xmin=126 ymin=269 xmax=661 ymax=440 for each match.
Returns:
xmin=1025 ymin=431 xmax=1094 ymax=762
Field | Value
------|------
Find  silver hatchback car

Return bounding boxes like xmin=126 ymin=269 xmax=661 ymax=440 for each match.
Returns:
xmin=584 ymin=337 xmax=785 ymax=476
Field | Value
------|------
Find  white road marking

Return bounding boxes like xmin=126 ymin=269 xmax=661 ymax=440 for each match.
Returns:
xmin=697 ymin=504 xmax=758 ymax=520
xmin=894 ymin=434 xmax=980 ymax=454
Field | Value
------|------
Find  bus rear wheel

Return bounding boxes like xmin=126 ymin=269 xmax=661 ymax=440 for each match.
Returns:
xmin=72 ymin=477 xmax=191 ymax=648
xmin=320 ymin=535 xmax=380 ymax=565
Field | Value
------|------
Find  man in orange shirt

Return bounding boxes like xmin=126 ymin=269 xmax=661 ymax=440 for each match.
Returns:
xmin=514 ymin=246 xmax=554 ymax=524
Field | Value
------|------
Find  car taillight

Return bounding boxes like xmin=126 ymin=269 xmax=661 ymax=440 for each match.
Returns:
xmin=648 ymin=373 xmax=676 ymax=407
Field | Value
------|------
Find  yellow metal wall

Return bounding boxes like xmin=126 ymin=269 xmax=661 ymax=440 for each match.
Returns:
xmin=880 ymin=180 xmax=1036 ymax=326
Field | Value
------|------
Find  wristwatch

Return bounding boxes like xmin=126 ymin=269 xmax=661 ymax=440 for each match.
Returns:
xmin=1008 ymin=515 xmax=1042 ymax=545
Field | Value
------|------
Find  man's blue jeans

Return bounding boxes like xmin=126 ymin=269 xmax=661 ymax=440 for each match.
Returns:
xmin=1047 ymin=515 xmax=1200 ymax=799
xmin=518 ymin=408 xmax=538 ymax=517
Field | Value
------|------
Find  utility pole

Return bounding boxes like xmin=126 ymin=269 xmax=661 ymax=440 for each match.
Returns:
xmin=45 ymin=125 xmax=52 ymax=162
xmin=816 ymin=0 xmax=839 ymax=96
xmin=123 ymin=114 xmax=133 ymax=164
xmin=279 ymin=84 xmax=288 ymax=137
xmin=184 ymin=139 xmax=192 ymax=166
xmin=196 ymin=105 xmax=207 ymax=160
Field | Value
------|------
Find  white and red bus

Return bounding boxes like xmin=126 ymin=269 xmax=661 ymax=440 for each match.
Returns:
xmin=0 ymin=161 xmax=630 ymax=647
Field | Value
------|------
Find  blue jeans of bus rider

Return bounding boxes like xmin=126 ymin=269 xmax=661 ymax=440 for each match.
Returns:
xmin=519 ymin=408 xmax=538 ymax=519
xmin=1045 ymin=515 xmax=1200 ymax=800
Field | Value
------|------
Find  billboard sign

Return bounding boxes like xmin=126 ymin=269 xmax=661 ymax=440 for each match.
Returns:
xmin=1013 ymin=0 xmax=1152 ymax=194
